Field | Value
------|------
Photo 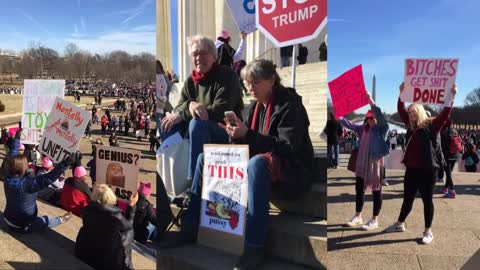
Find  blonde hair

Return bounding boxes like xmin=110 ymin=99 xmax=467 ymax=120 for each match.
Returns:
xmin=92 ymin=184 xmax=117 ymax=205
xmin=187 ymin=35 xmax=217 ymax=60
xmin=8 ymin=155 xmax=28 ymax=176
xmin=408 ymin=103 xmax=431 ymax=129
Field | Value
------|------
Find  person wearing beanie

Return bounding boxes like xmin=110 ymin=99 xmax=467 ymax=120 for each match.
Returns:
xmin=37 ymin=157 xmax=65 ymax=205
xmin=215 ymin=29 xmax=247 ymax=68
xmin=133 ymin=182 xmax=165 ymax=243
xmin=60 ymin=166 xmax=92 ymax=217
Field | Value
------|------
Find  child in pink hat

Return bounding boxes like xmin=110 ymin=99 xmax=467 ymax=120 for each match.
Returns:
xmin=133 ymin=182 xmax=163 ymax=243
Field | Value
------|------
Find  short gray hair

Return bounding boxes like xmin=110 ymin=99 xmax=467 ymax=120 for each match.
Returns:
xmin=240 ymin=59 xmax=282 ymax=87
xmin=187 ymin=35 xmax=217 ymax=60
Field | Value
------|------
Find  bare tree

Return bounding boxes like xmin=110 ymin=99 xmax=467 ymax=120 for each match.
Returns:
xmin=465 ymin=87 xmax=480 ymax=107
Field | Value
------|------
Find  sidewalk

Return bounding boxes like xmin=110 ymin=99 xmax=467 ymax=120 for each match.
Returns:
xmin=326 ymin=154 xmax=480 ymax=270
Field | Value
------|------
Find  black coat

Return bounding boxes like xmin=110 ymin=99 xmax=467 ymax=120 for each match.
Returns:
xmin=325 ymin=119 xmax=342 ymax=145
xmin=75 ymin=202 xmax=136 ymax=270
xmin=239 ymin=87 xmax=314 ymax=199
xmin=133 ymin=195 xmax=157 ymax=243
xmin=406 ymin=123 xmax=446 ymax=174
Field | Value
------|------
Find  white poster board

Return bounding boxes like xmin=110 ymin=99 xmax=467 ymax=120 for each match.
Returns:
xmin=198 ymin=144 xmax=249 ymax=255
xmin=156 ymin=74 xmax=168 ymax=114
xmin=227 ymin=0 xmax=257 ymax=33
xmin=38 ymin=97 xmax=90 ymax=163
xmin=401 ymin=58 xmax=459 ymax=105
xmin=96 ymin=145 xmax=141 ymax=202
xmin=21 ymin=80 xmax=65 ymax=144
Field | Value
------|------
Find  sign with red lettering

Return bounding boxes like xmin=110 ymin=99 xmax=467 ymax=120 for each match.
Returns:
xmin=38 ymin=97 xmax=90 ymax=163
xmin=96 ymin=145 xmax=141 ymax=202
xmin=401 ymin=58 xmax=459 ymax=105
xmin=256 ymin=0 xmax=327 ymax=47
xmin=21 ymin=80 xmax=65 ymax=145
xmin=328 ymin=65 xmax=369 ymax=119
xmin=198 ymin=144 xmax=249 ymax=255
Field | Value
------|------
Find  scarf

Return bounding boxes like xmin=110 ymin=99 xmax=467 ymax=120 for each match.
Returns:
xmin=190 ymin=64 xmax=218 ymax=84
xmin=250 ymin=87 xmax=276 ymax=134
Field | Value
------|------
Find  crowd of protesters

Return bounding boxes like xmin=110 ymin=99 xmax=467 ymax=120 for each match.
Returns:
xmin=0 ymin=87 xmax=22 ymax=94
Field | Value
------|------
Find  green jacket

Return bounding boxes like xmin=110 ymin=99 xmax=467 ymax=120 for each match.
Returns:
xmin=174 ymin=65 xmax=244 ymax=123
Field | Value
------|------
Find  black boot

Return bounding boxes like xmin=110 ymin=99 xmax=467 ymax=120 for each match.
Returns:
xmin=233 ymin=246 xmax=265 ymax=270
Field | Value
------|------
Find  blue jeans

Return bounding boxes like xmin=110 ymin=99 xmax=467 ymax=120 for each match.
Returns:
xmin=281 ymin=56 xmax=290 ymax=67
xmin=28 ymin=216 xmax=62 ymax=232
xmin=185 ymin=154 xmax=271 ymax=247
xmin=188 ymin=119 xmax=229 ymax=180
xmin=146 ymin=222 xmax=158 ymax=241
xmin=327 ymin=143 xmax=340 ymax=166
xmin=160 ymin=119 xmax=188 ymax=141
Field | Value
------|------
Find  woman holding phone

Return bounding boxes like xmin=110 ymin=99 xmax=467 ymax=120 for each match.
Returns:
xmin=181 ymin=59 xmax=314 ymax=269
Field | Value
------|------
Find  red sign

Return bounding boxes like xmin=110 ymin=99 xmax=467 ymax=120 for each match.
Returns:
xmin=328 ymin=65 xmax=369 ymax=119
xmin=256 ymin=0 xmax=327 ymax=47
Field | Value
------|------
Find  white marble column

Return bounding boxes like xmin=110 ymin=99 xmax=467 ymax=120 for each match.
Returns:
xmin=156 ymin=0 xmax=172 ymax=71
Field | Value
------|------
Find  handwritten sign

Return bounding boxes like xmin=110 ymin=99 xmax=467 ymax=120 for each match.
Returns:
xmin=401 ymin=58 xmax=459 ymax=105
xmin=198 ymin=144 xmax=249 ymax=255
xmin=227 ymin=0 xmax=257 ymax=33
xmin=156 ymin=74 xmax=168 ymax=114
xmin=21 ymin=80 xmax=65 ymax=144
xmin=38 ymin=97 xmax=90 ymax=163
xmin=328 ymin=65 xmax=369 ymax=119
xmin=96 ymin=145 xmax=141 ymax=202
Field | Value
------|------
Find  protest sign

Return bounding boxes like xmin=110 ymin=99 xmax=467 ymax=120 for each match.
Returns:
xmin=96 ymin=145 xmax=141 ymax=202
xmin=156 ymin=74 xmax=168 ymax=114
xmin=328 ymin=65 xmax=369 ymax=119
xmin=38 ymin=97 xmax=90 ymax=163
xmin=198 ymin=144 xmax=249 ymax=255
xmin=401 ymin=58 xmax=459 ymax=105
xmin=227 ymin=0 xmax=257 ymax=34
xmin=21 ymin=80 xmax=65 ymax=145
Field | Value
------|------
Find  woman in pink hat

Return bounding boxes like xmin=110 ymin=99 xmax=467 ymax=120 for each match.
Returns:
xmin=338 ymin=91 xmax=390 ymax=231
xmin=37 ymin=157 xmax=65 ymax=205
xmin=215 ymin=29 xmax=247 ymax=68
xmin=133 ymin=182 xmax=162 ymax=243
xmin=60 ymin=166 xmax=92 ymax=217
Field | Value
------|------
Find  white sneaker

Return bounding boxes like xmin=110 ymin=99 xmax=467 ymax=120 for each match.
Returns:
xmin=361 ymin=219 xmax=379 ymax=231
xmin=345 ymin=216 xmax=363 ymax=227
xmin=421 ymin=232 xmax=434 ymax=244
xmin=382 ymin=179 xmax=389 ymax=186
xmin=385 ymin=222 xmax=406 ymax=233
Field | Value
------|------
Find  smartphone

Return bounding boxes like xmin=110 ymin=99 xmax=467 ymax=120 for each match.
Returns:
xmin=224 ymin=111 xmax=237 ymax=126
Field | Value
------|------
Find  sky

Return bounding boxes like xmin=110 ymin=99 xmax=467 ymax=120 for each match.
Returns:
xmin=328 ymin=0 xmax=480 ymax=113
xmin=0 ymin=0 xmax=156 ymax=56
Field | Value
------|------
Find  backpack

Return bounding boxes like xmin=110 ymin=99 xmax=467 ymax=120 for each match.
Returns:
xmin=217 ymin=43 xmax=235 ymax=67
xmin=465 ymin=156 xmax=475 ymax=166
xmin=448 ymin=129 xmax=462 ymax=154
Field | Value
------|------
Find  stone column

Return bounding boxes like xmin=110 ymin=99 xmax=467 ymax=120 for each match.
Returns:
xmin=156 ymin=0 xmax=172 ymax=71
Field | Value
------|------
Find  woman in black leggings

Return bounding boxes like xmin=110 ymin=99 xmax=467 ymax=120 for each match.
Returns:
xmin=386 ymin=83 xmax=457 ymax=245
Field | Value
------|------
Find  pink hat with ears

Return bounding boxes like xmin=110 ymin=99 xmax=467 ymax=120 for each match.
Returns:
xmin=42 ymin=157 xmax=53 ymax=169
xmin=138 ymin=182 xmax=152 ymax=196
xmin=74 ymin=166 xmax=87 ymax=178
xmin=218 ymin=29 xmax=230 ymax=40
xmin=19 ymin=143 xmax=25 ymax=150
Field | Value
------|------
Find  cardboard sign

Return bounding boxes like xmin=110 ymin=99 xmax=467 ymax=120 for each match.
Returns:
xmin=21 ymin=80 xmax=65 ymax=144
xmin=95 ymin=145 xmax=141 ymax=202
xmin=328 ymin=65 xmax=369 ymax=119
xmin=401 ymin=58 xmax=459 ymax=105
xmin=38 ymin=97 xmax=90 ymax=163
xmin=227 ymin=0 xmax=257 ymax=34
xmin=198 ymin=144 xmax=249 ymax=255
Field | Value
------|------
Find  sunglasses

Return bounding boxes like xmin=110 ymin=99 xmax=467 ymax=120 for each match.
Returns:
xmin=366 ymin=117 xmax=375 ymax=121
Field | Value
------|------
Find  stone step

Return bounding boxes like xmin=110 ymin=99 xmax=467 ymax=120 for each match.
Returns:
xmin=166 ymin=211 xmax=327 ymax=269
xmin=157 ymin=244 xmax=322 ymax=270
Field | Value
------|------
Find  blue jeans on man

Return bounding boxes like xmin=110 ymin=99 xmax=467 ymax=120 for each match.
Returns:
xmin=184 ymin=153 xmax=272 ymax=247
xmin=327 ymin=143 xmax=340 ymax=167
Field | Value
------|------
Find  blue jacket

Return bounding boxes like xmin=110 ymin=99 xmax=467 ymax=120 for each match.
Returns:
xmin=4 ymin=138 xmax=68 ymax=228
xmin=339 ymin=105 xmax=390 ymax=159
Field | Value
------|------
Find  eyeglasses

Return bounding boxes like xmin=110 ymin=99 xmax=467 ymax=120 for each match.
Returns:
xmin=191 ymin=51 xmax=210 ymax=58
xmin=243 ymin=80 xmax=260 ymax=88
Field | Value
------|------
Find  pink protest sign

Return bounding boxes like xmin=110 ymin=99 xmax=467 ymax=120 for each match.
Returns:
xmin=401 ymin=58 xmax=459 ymax=105
xmin=328 ymin=65 xmax=369 ymax=119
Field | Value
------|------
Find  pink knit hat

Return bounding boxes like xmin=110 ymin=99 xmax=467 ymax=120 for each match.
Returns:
xmin=74 ymin=166 xmax=87 ymax=178
xmin=19 ymin=143 xmax=25 ymax=150
xmin=218 ymin=29 xmax=230 ymax=40
xmin=138 ymin=182 xmax=151 ymax=196
xmin=42 ymin=157 xmax=53 ymax=169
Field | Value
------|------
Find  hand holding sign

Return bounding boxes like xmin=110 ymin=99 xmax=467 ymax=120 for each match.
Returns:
xmin=328 ymin=65 xmax=369 ymax=119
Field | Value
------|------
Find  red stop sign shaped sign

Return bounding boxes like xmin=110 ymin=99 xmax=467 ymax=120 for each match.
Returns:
xmin=256 ymin=0 xmax=327 ymax=47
